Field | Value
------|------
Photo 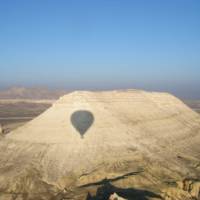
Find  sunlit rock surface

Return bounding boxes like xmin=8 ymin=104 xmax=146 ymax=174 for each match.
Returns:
xmin=0 ymin=90 xmax=200 ymax=200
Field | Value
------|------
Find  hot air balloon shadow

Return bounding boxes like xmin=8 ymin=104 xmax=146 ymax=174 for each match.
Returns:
xmin=71 ymin=110 xmax=94 ymax=138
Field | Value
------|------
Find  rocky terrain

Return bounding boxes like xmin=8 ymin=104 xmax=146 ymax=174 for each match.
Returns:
xmin=0 ymin=89 xmax=199 ymax=200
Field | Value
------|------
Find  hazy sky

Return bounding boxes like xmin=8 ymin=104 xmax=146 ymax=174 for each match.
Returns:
xmin=0 ymin=0 xmax=200 ymax=98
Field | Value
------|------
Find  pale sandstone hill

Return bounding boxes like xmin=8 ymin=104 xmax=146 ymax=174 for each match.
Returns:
xmin=0 ymin=90 xmax=200 ymax=200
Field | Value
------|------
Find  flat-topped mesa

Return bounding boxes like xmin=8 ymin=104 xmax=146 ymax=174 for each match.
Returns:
xmin=0 ymin=89 xmax=199 ymax=199
xmin=6 ymin=89 xmax=197 ymax=144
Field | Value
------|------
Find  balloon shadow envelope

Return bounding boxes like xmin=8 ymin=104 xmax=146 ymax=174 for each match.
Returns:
xmin=71 ymin=110 xmax=94 ymax=138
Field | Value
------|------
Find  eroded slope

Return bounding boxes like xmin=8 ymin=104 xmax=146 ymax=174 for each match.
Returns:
xmin=0 ymin=90 xmax=199 ymax=200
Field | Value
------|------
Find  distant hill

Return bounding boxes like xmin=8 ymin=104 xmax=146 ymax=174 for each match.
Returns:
xmin=0 ymin=87 xmax=68 ymax=99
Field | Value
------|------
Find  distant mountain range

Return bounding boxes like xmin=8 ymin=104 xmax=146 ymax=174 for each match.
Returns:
xmin=0 ymin=87 xmax=68 ymax=99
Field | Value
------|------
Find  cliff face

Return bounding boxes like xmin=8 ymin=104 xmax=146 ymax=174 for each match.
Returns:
xmin=0 ymin=90 xmax=200 ymax=200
